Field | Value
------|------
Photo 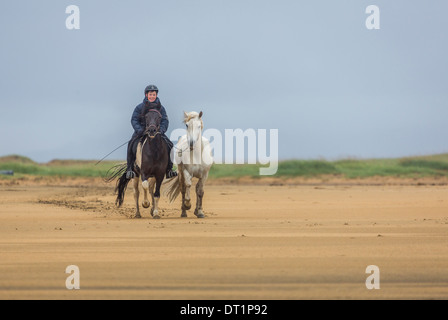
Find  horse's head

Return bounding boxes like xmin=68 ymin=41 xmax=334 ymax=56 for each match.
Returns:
xmin=145 ymin=109 xmax=162 ymax=138
xmin=183 ymin=111 xmax=203 ymax=150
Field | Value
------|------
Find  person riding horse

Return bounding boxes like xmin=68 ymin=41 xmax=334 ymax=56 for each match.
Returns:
xmin=126 ymin=84 xmax=178 ymax=180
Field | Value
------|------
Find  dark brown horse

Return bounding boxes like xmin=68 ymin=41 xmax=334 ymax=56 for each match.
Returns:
xmin=115 ymin=109 xmax=169 ymax=218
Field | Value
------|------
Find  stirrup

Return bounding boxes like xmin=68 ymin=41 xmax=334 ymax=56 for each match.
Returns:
xmin=166 ymin=170 xmax=178 ymax=179
xmin=126 ymin=170 xmax=136 ymax=179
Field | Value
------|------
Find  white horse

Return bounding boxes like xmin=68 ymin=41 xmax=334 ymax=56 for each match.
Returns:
xmin=164 ymin=111 xmax=213 ymax=218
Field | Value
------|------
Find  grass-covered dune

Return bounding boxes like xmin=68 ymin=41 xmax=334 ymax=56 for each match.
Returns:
xmin=1 ymin=154 xmax=448 ymax=179
xmin=0 ymin=155 xmax=120 ymax=178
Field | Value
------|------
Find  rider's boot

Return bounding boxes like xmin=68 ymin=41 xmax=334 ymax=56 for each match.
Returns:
xmin=166 ymin=147 xmax=178 ymax=179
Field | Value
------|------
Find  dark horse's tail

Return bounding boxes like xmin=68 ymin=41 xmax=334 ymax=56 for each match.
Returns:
xmin=104 ymin=163 xmax=130 ymax=207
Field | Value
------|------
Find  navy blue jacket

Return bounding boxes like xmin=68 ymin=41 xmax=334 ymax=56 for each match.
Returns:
xmin=131 ymin=97 xmax=169 ymax=135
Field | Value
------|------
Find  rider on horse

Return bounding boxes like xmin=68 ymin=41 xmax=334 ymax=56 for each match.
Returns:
xmin=125 ymin=84 xmax=178 ymax=180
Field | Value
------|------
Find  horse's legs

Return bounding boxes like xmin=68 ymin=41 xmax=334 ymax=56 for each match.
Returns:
xmin=133 ymin=177 xmax=141 ymax=218
xmin=141 ymin=178 xmax=155 ymax=217
xmin=142 ymin=180 xmax=150 ymax=209
xmin=150 ymin=176 xmax=163 ymax=219
xmin=149 ymin=178 xmax=156 ymax=218
xmin=179 ymin=172 xmax=187 ymax=218
xmin=181 ymin=169 xmax=192 ymax=216
xmin=194 ymin=174 xmax=207 ymax=218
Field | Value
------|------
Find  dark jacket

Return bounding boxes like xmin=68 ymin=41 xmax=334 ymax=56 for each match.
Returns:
xmin=131 ymin=97 xmax=169 ymax=135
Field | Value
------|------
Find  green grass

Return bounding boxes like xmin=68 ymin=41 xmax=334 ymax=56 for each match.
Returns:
xmin=0 ymin=156 xmax=123 ymax=178
xmin=276 ymin=160 xmax=339 ymax=176
xmin=2 ymin=153 xmax=448 ymax=179
xmin=209 ymin=164 xmax=260 ymax=178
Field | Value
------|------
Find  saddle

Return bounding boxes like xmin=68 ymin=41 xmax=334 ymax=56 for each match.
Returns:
xmin=134 ymin=134 xmax=173 ymax=171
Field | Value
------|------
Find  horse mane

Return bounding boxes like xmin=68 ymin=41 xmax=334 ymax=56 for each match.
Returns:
xmin=183 ymin=111 xmax=203 ymax=129
xmin=141 ymin=101 xmax=161 ymax=119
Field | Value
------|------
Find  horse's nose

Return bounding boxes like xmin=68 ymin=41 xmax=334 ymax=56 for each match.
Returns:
xmin=149 ymin=128 xmax=157 ymax=136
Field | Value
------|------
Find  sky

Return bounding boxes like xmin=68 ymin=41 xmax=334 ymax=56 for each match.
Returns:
xmin=0 ymin=0 xmax=447 ymax=163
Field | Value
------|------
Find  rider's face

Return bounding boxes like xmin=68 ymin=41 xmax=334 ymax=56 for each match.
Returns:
xmin=146 ymin=91 xmax=157 ymax=102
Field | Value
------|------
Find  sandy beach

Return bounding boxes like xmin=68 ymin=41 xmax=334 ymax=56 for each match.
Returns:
xmin=1 ymin=177 xmax=447 ymax=299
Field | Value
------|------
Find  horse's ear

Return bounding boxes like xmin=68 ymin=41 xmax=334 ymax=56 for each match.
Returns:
xmin=199 ymin=111 xmax=203 ymax=118
xmin=183 ymin=111 xmax=188 ymax=121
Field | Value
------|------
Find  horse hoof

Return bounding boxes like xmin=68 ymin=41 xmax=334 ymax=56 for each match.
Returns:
xmin=153 ymin=215 xmax=161 ymax=219
xmin=181 ymin=211 xmax=187 ymax=218
xmin=134 ymin=214 xmax=142 ymax=219
xmin=142 ymin=201 xmax=150 ymax=209
xmin=184 ymin=200 xmax=191 ymax=210
xmin=194 ymin=210 xmax=205 ymax=218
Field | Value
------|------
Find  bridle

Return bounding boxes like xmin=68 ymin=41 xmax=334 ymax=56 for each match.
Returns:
xmin=145 ymin=109 xmax=162 ymax=139
xmin=175 ymin=119 xmax=203 ymax=155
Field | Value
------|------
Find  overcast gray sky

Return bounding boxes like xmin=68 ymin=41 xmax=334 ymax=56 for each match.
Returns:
xmin=1 ymin=0 xmax=447 ymax=163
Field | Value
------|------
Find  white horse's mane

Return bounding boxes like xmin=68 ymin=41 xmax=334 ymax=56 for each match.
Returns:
xmin=183 ymin=111 xmax=203 ymax=129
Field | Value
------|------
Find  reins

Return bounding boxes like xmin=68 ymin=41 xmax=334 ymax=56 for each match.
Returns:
xmin=173 ymin=143 xmax=190 ymax=155
xmin=145 ymin=130 xmax=161 ymax=139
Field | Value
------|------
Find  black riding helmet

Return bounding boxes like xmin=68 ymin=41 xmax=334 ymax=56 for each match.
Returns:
xmin=145 ymin=84 xmax=159 ymax=95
